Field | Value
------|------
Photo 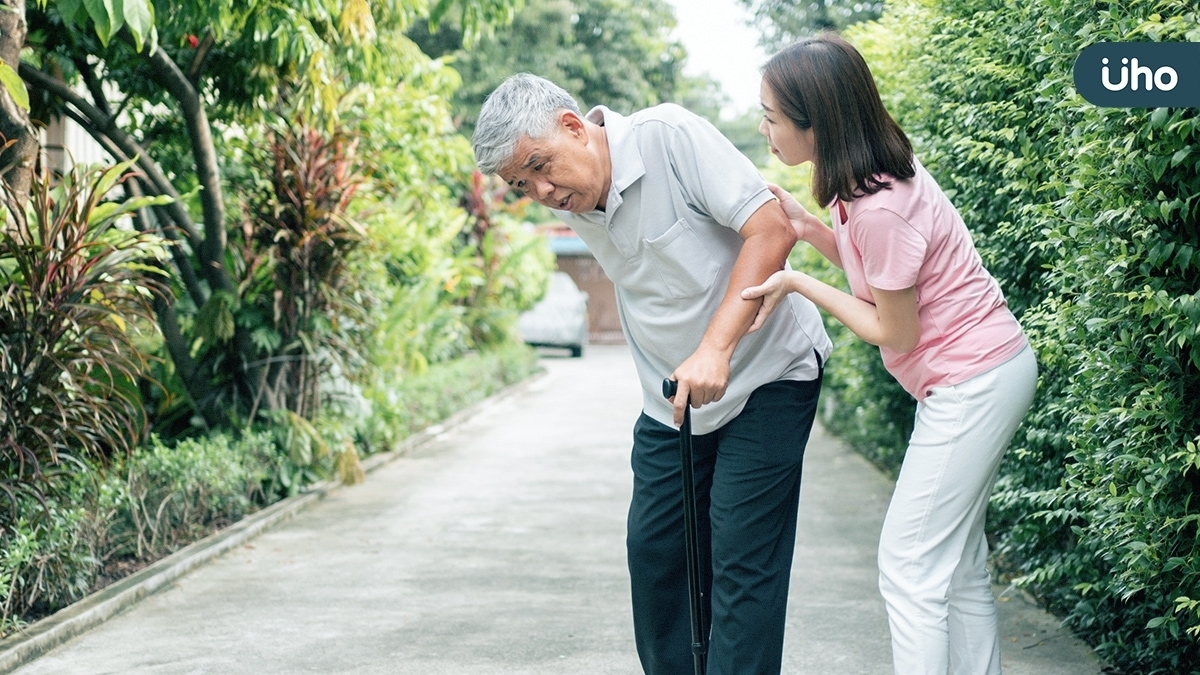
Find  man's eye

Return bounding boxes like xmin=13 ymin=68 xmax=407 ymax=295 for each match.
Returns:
xmin=534 ymin=164 xmax=545 ymax=172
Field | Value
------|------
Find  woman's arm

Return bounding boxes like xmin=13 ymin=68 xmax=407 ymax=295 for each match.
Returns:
xmin=768 ymin=184 xmax=842 ymax=269
xmin=742 ymin=270 xmax=920 ymax=353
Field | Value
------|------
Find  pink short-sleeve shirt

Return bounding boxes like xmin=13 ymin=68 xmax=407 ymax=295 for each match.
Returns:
xmin=832 ymin=159 xmax=1028 ymax=401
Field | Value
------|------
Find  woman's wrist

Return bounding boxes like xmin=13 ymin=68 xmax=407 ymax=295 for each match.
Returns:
xmin=787 ymin=270 xmax=808 ymax=294
xmin=799 ymin=213 xmax=824 ymax=243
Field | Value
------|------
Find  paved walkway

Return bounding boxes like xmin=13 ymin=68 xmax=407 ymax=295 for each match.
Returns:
xmin=10 ymin=345 xmax=1103 ymax=674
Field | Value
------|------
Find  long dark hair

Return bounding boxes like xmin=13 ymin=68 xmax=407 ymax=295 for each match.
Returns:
xmin=761 ymin=33 xmax=914 ymax=206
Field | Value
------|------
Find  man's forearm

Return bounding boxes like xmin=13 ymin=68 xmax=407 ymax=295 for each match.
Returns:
xmin=667 ymin=201 xmax=798 ymax=422
xmin=699 ymin=208 xmax=798 ymax=357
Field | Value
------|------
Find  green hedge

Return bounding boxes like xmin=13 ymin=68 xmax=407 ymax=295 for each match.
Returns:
xmin=828 ymin=1 xmax=1200 ymax=671
xmin=0 ymin=430 xmax=277 ymax=635
xmin=0 ymin=342 xmax=540 ymax=637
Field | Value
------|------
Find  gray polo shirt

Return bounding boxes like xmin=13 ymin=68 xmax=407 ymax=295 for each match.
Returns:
xmin=558 ymin=104 xmax=831 ymax=434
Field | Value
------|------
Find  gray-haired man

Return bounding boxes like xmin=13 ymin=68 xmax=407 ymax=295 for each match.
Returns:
xmin=473 ymin=73 xmax=831 ymax=675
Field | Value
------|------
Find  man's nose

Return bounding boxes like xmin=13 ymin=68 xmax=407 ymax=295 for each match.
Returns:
xmin=534 ymin=179 xmax=555 ymax=201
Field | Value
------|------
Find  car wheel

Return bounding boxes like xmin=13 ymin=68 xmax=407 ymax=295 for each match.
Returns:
xmin=570 ymin=345 xmax=583 ymax=358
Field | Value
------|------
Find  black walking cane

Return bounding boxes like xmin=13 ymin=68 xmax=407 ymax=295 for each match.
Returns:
xmin=662 ymin=378 xmax=708 ymax=675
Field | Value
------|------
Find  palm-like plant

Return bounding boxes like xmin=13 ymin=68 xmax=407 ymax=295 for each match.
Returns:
xmin=215 ymin=121 xmax=368 ymax=424
xmin=0 ymin=160 xmax=170 ymax=526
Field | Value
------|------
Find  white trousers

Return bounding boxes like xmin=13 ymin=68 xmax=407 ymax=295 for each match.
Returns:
xmin=878 ymin=345 xmax=1038 ymax=675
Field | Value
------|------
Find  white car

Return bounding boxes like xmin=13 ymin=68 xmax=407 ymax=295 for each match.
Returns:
xmin=518 ymin=272 xmax=589 ymax=357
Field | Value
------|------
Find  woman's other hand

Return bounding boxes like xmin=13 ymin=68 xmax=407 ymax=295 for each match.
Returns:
xmin=768 ymin=183 xmax=815 ymax=242
xmin=741 ymin=270 xmax=799 ymax=333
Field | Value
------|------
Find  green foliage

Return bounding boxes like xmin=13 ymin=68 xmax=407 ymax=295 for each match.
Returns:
xmin=335 ymin=54 xmax=554 ymax=375
xmin=738 ymin=0 xmax=883 ymax=50
xmin=0 ymin=161 xmax=169 ymax=525
xmin=265 ymin=410 xmax=333 ymax=496
xmin=0 ymin=58 xmax=31 ymax=112
xmin=430 ymin=0 xmax=524 ymax=46
xmin=0 ymin=428 xmax=275 ymax=633
xmin=357 ymin=186 xmax=551 ymax=386
xmin=830 ymin=0 xmax=1200 ymax=671
xmin=45 ymin=0 xmax=158 ymax=51
xmin=104 ymin=430 xmax=275 ymax=561
xmin=22 ymin=0 xmax=528 ymax=432
xmin=362 ymin=339 xmax=541 ymax=451
xmin=361 ymin=195 xmax=474 ymax=374
xmin=412 ymin=0 xmax=690 ymax=131
xmin=0 ymin=494 xmax=93 ymax=634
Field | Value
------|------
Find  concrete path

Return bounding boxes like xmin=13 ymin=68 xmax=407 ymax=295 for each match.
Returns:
xmin=9 ymin=345 xmax=1103 ymax=674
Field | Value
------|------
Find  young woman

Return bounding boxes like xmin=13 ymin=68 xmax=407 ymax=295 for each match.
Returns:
xmin=741 ymin=34 xmax=1038 ymax=675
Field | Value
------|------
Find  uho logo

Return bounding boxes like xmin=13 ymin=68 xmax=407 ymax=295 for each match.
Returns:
xmin=1074 ymin=42 xmax=1199 ymax=107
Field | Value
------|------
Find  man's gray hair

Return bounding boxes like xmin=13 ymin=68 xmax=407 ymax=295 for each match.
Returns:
xmin=473 ymin=73 xmax=583 ymax=175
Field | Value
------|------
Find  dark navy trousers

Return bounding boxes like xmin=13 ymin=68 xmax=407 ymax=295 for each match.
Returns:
xmin=627 ymin=377 xmax=823 ymax=675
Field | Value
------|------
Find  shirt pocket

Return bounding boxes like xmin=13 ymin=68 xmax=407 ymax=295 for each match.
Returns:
xmin=645 ymin=218 xmax=721 ymax=299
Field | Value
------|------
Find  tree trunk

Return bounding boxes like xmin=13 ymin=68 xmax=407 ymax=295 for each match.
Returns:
xmin=146 ymin=47 xmax=232 ymax=295
xmin=144 ymin=47 xmax=270 ymax=416
xmin=0 ymin=0 xmax=39 ymax=205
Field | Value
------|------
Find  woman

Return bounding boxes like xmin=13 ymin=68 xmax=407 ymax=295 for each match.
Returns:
xmin=741 ymin=33 xmax=1038 ymax=675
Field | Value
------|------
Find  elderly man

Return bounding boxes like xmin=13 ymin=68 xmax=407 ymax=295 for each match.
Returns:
xmin=473 ymin=73 xmax=831 ymax=675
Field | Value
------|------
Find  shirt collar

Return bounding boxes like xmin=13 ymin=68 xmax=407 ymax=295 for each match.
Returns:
xmin=585 ymin=106 xmax=645 ymax=218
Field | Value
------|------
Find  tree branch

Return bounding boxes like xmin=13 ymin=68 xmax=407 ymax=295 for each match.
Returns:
xmin=145 ymin=46 xmax=232 ymax=295
xmin=186 ymin=31 xmax=216 ymax=83
xmin=19 ymin=63 xmax=205 ymax=250
xmin=61 ymin=105 xmax=125 ymax=158
xmin=141 ymin=46 xmax=272 ymax=413
xmin=71 ymin=55 xmax=111 ymax=118
xmin=126 ymin=175 xmax=208 ymax=308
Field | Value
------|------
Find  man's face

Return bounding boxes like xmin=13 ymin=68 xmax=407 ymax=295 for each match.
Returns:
xmin=498 ymin=112 xmax=609 ymax=213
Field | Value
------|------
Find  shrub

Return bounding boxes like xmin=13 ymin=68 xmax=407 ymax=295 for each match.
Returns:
xmin=104 ymin=430 xmax=277 ymax=561
xmin=0 ymin=161 xmax=169 ymax=526
xmin=0 ymin=493 xmax=94 ymax=634
xmin=0 ymin=428 xmax=276 ymax=635
xmin=362 ymin=339 xmax=541 ymax=453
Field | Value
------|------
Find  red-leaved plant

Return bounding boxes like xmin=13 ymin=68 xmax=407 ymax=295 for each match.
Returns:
xmin=0 ymin=160 xmax=170 ymax=528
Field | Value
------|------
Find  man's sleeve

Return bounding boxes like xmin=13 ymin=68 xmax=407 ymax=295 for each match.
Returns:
xmin=665 ymin=109 xmax=773 ymax=232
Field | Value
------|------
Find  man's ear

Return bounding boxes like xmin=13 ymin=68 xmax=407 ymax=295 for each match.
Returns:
xmin=559 ymin=110 xmax=588 ymax=142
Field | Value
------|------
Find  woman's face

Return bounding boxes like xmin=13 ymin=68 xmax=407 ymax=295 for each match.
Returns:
xmin=758 ymin=79 xmax=815 ymax=167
